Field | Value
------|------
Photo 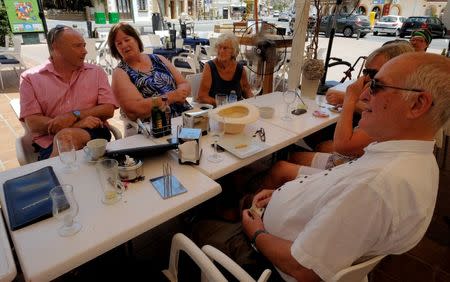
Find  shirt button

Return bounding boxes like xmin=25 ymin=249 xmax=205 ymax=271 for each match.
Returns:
xmin=324 ymin=173 xmax=328 ymax=176
xmin=299 ymin=181 xmax=303 ymax=183
xmin=304 ymin=176 xmax=308 ymax=178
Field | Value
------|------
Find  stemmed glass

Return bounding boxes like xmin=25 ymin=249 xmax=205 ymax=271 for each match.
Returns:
xmin=282 ymin=90 xmax=296 ymax=120
xmin=207 ymin=115 xmax=225 ymax=163
xmin=248 ymin=71 xmax=263 ymax=97
xmin=50 ymin=184 xmax=81 ymax=237
xmin=56 ymin=135 xmax=78 ymax=173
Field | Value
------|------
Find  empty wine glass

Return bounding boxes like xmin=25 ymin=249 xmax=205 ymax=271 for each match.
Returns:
xmin=208 ymin=115 xmax=225 ymax=163
xmin=282 ymin=90 xmax=296 ymax=120
xmin=50 ymin=184 xmax=81 ymax=237
xmin=56 ymin=135 xmax=78 ymax=173
xmin=248 ymin=71 xmax=263 ymax=97
xmin=215 ymin=93 xmax=228 ymax=107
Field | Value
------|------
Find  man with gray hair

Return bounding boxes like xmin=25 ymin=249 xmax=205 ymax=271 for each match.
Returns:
xmin=194 ymin=53 xmax=449 ymax=281
xmin=20 ymin=25 xmax=118 ymax=160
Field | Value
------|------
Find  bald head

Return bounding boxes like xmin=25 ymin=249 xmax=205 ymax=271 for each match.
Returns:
xmin=47 ymin=26 xmax=87 ymax=69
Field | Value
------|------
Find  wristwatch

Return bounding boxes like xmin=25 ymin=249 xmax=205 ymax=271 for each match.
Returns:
xmin=72 ymin=110 xmax=81 ymax=121
xmin=251 ymin=229 xmax=268 ymax=252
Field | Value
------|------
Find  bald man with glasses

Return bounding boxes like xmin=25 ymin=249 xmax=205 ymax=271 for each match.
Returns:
xmin=19 ymin=25 xmax=118 ymax=160
xmin=194 ymin=52 xmax=450 ymax=282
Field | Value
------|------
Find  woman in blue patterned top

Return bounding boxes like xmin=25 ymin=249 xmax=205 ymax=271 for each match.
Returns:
xmin=108 ymin=23 xmax=192 ymax=135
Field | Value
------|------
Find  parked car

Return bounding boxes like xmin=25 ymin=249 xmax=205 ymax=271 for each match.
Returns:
xmin=398 ymin=16 xmax=447 ymax=38
xmin=278 ymin=12 xmax=290 ymax=22
xmin=373 ymin=15 xmax=407 ymax=36
xmin=289 ymin=16 xmax=316 ymax=34
xmin=273 ymin=10 xmax=280 ymax=17
xmin=320 ymin=14 xmax=371 ymax=38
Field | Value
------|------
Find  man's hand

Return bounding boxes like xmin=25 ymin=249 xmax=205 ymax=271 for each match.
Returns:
xmin=47 ymin=113 xmax=76 ymax=134
xmin=242 ymin=209 xmax=265 ymax=239
xmin=252 ymin=189 xmax=274 ymax=209
xmin=73 ymin=116 xmax=104 ymax=129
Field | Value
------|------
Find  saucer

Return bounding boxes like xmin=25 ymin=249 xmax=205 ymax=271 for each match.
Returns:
xmin=83 ymin=151 xmax=104 ymax=164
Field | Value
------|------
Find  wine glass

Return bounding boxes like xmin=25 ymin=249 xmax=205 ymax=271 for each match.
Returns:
xmin=207 ymin=115 xmax=225 ymax=163
xmin=215 ymin=93 xmax=228 ymax=107
xmin=56 ymin=135 xmax=78 ymax=173
xmin=50 ymin=184 xmax=81 ymax=237
xmin=248 ymin=71 xmax=263 ymax=97
xmin=282 ymin=90 xmax=296 ymax=120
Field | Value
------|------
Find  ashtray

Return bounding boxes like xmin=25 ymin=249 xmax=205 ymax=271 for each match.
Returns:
xmin=118 ymin=160 xmax=143 ymax=181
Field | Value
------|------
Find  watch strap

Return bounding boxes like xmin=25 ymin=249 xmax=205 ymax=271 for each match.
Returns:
xmin=72 ymin=110 xmax=81 ymax=121
xmin=251 ymin=229 xmax=268 ymax=247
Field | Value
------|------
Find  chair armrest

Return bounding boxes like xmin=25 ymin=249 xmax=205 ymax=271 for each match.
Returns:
xmin=162 ymin=233 xmax=227 ymax=282
xmin=201 ymin=245 xmax=272 ymax=282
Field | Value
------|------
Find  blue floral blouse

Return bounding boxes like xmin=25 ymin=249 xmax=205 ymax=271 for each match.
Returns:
xmin=118 ymin=54 xmax=192 ymax=117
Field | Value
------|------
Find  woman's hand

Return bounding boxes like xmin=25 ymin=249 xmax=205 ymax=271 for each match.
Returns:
xmin=252 ymin=189 xmax=274 ymax=208
xmin=326 ymin=90 xmax=344 ymax=105
xmin=168 ymin=88 xmax=189 ymax=104
xmin=344 ymin=77 xmax=367 ymax=106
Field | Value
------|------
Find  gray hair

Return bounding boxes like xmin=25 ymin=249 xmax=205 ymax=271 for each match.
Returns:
xmin=215 ymin=33 xmax=240 ymax=59
xmin=46 ymin=25 xmax=74 ymax=57
xmin=367 ymin=42 xmax=414 ymax=63
xmin=403 ymin=55 xmax=450 ymax=130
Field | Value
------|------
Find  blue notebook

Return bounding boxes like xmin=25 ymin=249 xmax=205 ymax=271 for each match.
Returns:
xmin=3 ymin=166 xmax=60 ymax=231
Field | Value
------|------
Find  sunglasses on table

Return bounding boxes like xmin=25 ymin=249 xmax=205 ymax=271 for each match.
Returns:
xmin=362 ymin=68 xmax=378 ymax=79
xmin=369 ymin=79 xmax=423 ymax=96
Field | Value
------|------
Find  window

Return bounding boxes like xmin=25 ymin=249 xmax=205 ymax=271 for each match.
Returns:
xmin=138 ymin=0 xmax=147 ymax=11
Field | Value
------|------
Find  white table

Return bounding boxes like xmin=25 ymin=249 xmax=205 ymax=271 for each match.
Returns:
xmin=153 ymin=113 xmax=298 ymax=180
xmin=0 ymin=136 xmax=221 ymax=281
xmin=244 ymin=92 xmax=340 ymax=138
xmin=0 ymin=211 xmax=16 ymax=282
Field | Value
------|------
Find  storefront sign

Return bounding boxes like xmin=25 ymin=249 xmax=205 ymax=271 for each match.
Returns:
xmin=4 ymin=0 xmax=44 ymax=33
xmin=372 ymin=0 xmax=385 ymax=4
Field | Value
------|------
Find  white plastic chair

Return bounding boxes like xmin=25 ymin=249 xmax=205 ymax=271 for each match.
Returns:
xmin=162 ymin=233 xmax=271 ymax=282
xmin=148 ymin=34 xmax=163 ymax=48
xmin=185 ymin=73 xmax=202 ymax=102
xmin=172 ymin=45 xmax=202 ymax=75
xmin=9 ymin=98 xmax=122 ymax=166
xmin=330 ymin=255 xmax=386 ymax=282
xmin=0 ymin=36 xmax=25 ymax=89
xmin=84 ymin=38 xmax=99 ymax=64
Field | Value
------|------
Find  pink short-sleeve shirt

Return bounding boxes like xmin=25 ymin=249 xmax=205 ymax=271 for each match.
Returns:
xmin=19 ymin=60 xmax=118 ymax=148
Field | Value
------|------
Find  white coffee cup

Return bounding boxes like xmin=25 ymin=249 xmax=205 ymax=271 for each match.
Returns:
xmin=83 ymin=138 xmax=107 ymax=161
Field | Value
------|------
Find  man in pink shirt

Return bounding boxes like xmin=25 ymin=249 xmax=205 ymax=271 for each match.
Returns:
xmin=20 ymin=25 xmax=118 ymax=160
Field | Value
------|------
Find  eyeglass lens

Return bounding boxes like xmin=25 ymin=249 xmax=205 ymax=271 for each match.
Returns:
xmin=363 ymin=68 xmax=378 ymax=79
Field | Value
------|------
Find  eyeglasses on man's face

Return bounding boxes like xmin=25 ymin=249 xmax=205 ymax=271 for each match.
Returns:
xmin=369 ymin=79 xmax=423 ymax=96
xmin=362 ymin=68 xmax=378 ymax=79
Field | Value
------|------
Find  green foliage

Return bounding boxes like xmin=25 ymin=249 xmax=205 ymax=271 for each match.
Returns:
xmin=0 ymin=1 xmax=12 ymax=46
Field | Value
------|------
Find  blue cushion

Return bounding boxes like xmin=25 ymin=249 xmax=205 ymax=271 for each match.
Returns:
xmin=0 ymin=58 xmax=20 ymax=64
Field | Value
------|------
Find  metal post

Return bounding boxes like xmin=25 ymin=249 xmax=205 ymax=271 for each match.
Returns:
xmin=37 ymin=0 xmax=48 ymax=37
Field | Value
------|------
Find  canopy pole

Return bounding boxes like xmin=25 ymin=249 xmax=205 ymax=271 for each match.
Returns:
xmin=287 ymin=0 xmax=310 ymax=91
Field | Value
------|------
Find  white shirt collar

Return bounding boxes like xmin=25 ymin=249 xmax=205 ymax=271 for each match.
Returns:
xmin=365 ymin=140 xmax=435 ymax=154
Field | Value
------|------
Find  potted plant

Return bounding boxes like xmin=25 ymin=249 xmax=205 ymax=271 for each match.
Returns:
xmin=301 ymin=0 xmax=324 ymax=99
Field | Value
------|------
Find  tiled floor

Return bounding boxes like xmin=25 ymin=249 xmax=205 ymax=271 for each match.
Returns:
xmin=1 ymin=67 xmax=449 ymax=281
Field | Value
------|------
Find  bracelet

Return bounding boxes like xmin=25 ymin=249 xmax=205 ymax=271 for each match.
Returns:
xmin=251 ymin=229 xmax=268 ymax=251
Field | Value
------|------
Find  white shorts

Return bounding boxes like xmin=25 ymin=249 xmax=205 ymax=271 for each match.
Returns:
xmin=297 ymin=152 xmax=331 ymax=176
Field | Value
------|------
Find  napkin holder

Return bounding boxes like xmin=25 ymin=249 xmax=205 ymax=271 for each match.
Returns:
xmin=177 ymin=127 xmax=202 ymax=165
xmin=182 ymin=107 xmax=210 ymax=135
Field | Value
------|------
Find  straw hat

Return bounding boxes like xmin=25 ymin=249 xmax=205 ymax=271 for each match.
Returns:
xmin=210 ymin=103 xmax=259 ymax=134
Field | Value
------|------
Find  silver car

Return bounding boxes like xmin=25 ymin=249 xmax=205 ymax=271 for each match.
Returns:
xmin=373 ymin=15 xmax=407 ymax=36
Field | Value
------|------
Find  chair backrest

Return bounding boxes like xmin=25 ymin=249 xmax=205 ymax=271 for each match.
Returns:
xmin=186 ymin=73 xmax=203 ymax=101
xmin=9 ymin=98 xmax=39 ymax=165
xmin=84 ymin=38 xmax=98 ymax=64
xmin=148 ymin=34 xmax=163 ymax=48
xmin=175 ymin=38 xmax=184 ymax=49
xmin=155 ymin=30 xmax=170 ymax=38
xmin=330 ymin=255 xmax=386 ymax=282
